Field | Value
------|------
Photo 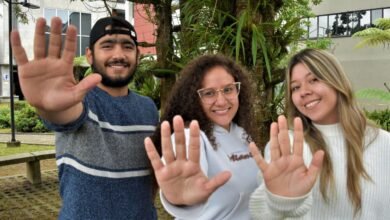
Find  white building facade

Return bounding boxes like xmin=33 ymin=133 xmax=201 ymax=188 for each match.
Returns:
xmin=308 ymin=0 xmax=390 ymax=109
xmin=0 ymin=0 xmax=134 ymax=100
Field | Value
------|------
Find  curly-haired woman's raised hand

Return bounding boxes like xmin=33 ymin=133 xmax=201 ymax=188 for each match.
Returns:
xmin=144 ymin=115 xmax=231 ymax=205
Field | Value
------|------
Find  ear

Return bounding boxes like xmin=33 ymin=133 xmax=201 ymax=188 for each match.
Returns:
xmin=86 ymin=47 xmax=93 ymax=65
xmin=136 ymin=48 xmax=141 ymax=63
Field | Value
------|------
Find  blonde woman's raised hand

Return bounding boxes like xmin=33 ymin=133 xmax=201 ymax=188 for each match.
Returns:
xmin=249 ymin=115 xmax=324 ymax=197
xmin=144 ymin=115 xmax=231 ymax=205
xmin=11 ymin=17 xmax=101 ymax=124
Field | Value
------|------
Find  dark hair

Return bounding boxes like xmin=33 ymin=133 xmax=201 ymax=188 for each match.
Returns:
xmin=152 ymin=54 xmax=260 ymax=152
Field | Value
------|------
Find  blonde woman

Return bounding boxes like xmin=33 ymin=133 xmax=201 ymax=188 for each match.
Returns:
xmin=250 ymin=48 xmax=390 ymax=219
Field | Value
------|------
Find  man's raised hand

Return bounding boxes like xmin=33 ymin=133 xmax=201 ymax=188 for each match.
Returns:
xmin=11 ymin=17 xmax=101 ymax=123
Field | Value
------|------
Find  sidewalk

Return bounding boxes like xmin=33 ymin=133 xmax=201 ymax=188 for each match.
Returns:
xmin=0 ymin=132 xmax=58 ymax=219
xmin=0 ymin=133 xmax=173 ymax=219
xmin=0 ymin=132 xmax=55 ymax=145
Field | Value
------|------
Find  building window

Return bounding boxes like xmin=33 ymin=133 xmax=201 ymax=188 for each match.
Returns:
xmin=371 ymin=9 xmax=382 ymax=24
xmin=309 ymin=17 xmax=318 ymax=38
xmin=383 ymin=8 xmax=390 ymax=18
xmin=318 ymin=15 xmax=328 ymax=37
xmin=305 ymin=7 xmax=390 ymax=39
xmin=44 ymin=9 xmax=91 ymax=56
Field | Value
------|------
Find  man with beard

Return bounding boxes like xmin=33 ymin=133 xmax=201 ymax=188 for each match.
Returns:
xmin=11 ymin=16 xmax=159 ymax=219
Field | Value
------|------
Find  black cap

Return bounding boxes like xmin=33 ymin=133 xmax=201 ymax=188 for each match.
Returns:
xmin=89 ymin=16 xmax=137 ymax=49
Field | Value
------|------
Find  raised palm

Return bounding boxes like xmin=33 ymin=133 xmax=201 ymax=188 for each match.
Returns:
xmin=11 ymin=17 xmax=100 ymax=113
xmin=144 ymin=116 xmax=231 ymax=205
xmin=249 ymin=115 xmax=324 ymax=197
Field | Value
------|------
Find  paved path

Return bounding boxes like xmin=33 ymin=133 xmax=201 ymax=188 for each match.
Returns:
xmin=0 ymin=133 xmax=55 ymax=145
xmin=0 ymin=133 xmax=173 ymax=219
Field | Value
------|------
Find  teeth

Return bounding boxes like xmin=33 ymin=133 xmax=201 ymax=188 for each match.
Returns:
xmin=305 ymin=100 xmax=320 ymax=108
xmin=213 ymin=108 xmax=229 ymax=114
xmin=109 ymin=65 xmax=127 ymax=69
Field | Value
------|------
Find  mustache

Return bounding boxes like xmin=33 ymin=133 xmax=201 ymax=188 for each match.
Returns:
xmin=105 ymin=59 xmax=130 ymax=67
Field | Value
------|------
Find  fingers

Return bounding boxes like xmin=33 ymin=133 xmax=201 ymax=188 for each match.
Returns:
xmin=188 ymin=120 xmax=200 ymax=164
xmin=292 ymin=117 xmax=304 ymax=157
xmin=249 ymin=142 xmax=267 ymax=171
xmin=10 ymin=31 xmax=28 ymax=66
xmin=144 ymin=137 xmax=164 ymax=171
xmin=204 ymin=171 xmax=231 ymax=192
xmin=173 ymin=116 xmax=186 ymax=160
xmin=269 ymin=122 xmax=280 ymax=161
xmin=62 ymin=25 xmax=77 ymax=65
xmin=33 ymin=17 xmax=47 ymax=59
xmin=277 ymin=115 xmax=291 ymax=156
xmin=48 ymin=17 xmax=63 ymax=58
xmin=161 ymin=121 xmax=175 ymax=164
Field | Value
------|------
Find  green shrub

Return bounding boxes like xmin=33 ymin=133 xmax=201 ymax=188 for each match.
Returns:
xmin=365 ymin=109 xmax=390 ymax=131
xmin=1 ymin=101 xmax=49 ymax=132
xmin=0 ymin=108 xmax=10 ymax=128
xmin=14 ymin=103 xmax=49 ymax=132
xmin=13 ymin=101 xmax=28 ymax=111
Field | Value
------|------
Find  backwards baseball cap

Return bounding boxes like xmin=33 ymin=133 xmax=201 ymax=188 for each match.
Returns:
xmin=89 ymin=16 xmax=137 ymax=49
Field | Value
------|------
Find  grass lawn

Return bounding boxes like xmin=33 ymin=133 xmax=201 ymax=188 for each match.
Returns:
xmin=0 ymin=143 xmax=54 ymax=156
xmin=0 ymin=128 xmax=10 ymax=133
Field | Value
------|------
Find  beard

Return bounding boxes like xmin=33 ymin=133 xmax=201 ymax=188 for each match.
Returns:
xmin=91 ymin=57 xmax=137 ymax=88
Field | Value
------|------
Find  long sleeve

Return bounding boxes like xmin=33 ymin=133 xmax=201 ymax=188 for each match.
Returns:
xmin=249 ymin=132 xmax=314 ymax=219
xmin=160 ymin=124 xmax=260 ymax=219
xmin=249 ymin=172 xmax=312 ymax=220
xmin=251 ymin=124 xmax=390 ymax=219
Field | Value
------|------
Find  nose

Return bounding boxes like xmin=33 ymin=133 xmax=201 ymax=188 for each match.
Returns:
xmin=214 ymin=91 xmax=228 ymax=105
xmin=112 ymin=45 xmax=126 ymax=59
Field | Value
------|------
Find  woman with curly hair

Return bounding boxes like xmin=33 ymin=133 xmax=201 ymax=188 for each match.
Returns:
xmin=145 ymin=54 xmax=324 ymax=219
xmin=250 ymin=48 xmax=390 ymax=219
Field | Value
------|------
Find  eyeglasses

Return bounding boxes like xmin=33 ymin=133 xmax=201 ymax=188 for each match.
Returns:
xmin=197 ymin=82 xmax=241 ymax=104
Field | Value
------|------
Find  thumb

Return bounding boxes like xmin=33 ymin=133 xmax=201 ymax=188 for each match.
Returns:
xmin=74 ymin=74 xmax=101 ymax=101
xmin=307 ymin=150 xmax=324 ymax=181
xmin=204 ymin=171 xmax=231 ymax=192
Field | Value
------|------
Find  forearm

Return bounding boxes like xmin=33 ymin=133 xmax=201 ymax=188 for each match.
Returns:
xmin=160 ymin=191 xmax=205 ymax=219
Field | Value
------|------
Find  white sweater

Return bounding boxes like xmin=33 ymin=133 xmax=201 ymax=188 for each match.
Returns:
xmin=161 ymin=123 xmax=260 ymax=220
xmin=250 ymin=123 xmax=390 ymax=219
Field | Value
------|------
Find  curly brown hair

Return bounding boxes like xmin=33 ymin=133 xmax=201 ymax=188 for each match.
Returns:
xmin=152 ymin=54 xmax=260 ymax=152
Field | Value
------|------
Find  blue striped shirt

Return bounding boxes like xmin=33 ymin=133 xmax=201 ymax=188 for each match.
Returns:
xmin=45 ymin=87 xmax=159 ymax=220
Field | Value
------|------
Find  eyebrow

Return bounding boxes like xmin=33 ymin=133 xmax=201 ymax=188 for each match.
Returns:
xmin=290 ymin=72 xmax=312 ymax=84
xmin=99 ymin=38 xmax=135 ymax=46
xmin=201 ymin=82 xmax=236 ymax=90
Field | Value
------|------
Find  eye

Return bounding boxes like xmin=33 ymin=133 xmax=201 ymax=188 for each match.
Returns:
xmin=123 ymin=43 xmax=135 ymax=50
xmin=309 ymin=78 xmax=318 ymax=84
xmin=291 ymin=85 xmax=300 ymax=92
xmin=101 ymin=43 xmax=113 ymax=49
xmin=223 ymin=85 xmax=235 ymax=94
xmin=200 ymin=89 xmax=216 ymax=98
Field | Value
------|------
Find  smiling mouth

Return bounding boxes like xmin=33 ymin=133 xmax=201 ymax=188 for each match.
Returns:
xmin=212 ymin=107 xmax=231 ymax=114
xmin=304 ymin=100 xmax=320 ymax=109
xmin=106 ymin=61 xmax=130 ymax=68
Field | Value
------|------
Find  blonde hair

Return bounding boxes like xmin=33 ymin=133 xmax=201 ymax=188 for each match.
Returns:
xmin=285 ymin=48 xmax=377 ymax=214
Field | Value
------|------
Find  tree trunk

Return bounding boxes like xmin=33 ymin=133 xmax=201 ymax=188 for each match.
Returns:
xmin=154 ymin=0 xmax=176 ymax=113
